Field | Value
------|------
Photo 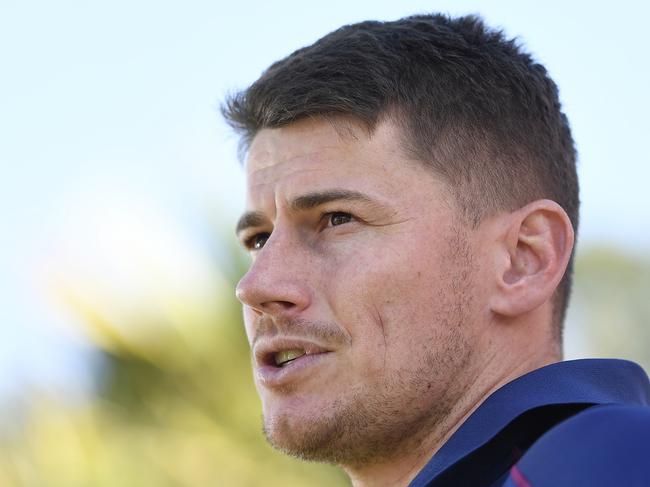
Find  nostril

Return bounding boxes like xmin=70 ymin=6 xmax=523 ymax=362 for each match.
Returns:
xmin=261 ymin=300 xmax=297 ymax=313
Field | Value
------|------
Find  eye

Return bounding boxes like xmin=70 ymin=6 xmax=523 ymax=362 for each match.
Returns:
xmin=245 ymin=232 xmax=270 ymax=251
xmin=327 ymin=212 xmax=353 ymax=227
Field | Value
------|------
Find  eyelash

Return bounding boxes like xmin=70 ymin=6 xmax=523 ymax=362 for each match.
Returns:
xmin=244 ymin=232 xmax=271 ymax=251
xmin=243 ymin=212 xmax=355 ymax=251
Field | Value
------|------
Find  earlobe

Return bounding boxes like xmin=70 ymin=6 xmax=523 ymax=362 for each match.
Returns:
xmin=490 ymin=200 xmax=574 ymax=318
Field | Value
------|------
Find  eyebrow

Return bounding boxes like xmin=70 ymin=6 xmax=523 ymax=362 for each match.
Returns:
xmin=235 ymin=211 xmax=268 ymax=236
xmin=290 ymin=189 xmax=373 ymax=211
xmin=235 ymin=189 xmax=375 ymax=237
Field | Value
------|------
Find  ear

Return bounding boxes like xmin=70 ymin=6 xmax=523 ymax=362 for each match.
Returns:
xmin=489 ymin=199 xmax=575 ymax=318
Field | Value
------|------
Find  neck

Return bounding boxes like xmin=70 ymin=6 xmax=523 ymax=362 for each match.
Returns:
xmin=344 ymin=330 xmax=561 ymax=487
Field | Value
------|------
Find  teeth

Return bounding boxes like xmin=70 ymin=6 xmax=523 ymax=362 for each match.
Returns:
xmin=274 ymin=349 xmax=306 ymax=366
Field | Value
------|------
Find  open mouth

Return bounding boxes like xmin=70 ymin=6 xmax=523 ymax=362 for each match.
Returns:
xmin=254 ymin=340 xmax=332 ymax=386
xmin=254 ymin=339 xmax=332 ymax=379
xmin=273 ymin=348 xmax=307 ymax=367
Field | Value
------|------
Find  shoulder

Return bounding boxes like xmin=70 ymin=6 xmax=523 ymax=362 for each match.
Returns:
xmin=503 ymin=404 xmax=650 ymax=487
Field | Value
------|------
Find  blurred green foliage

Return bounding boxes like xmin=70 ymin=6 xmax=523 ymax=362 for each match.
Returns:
xmin=571 ymin=246 xmax=650 ymax=372
xmin=0 ymin=238 xmax=348 ymax=486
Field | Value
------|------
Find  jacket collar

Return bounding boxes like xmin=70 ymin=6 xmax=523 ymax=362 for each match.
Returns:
xmin=409 ymin=359 xmax=650 ymax=486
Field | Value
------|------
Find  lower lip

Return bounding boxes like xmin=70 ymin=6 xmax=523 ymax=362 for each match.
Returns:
xmin=256 ymin=352 xmax=331 ymax=388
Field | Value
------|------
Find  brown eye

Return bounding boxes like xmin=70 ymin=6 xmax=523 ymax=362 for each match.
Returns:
xmin=247 ymin=233 xmax=270 ymax=250
xmin=329 ymin=212 xmax=352 ymax=226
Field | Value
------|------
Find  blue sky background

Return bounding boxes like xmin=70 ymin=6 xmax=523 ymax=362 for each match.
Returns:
xmin=1 ymin=0 xmax=649 ymax=399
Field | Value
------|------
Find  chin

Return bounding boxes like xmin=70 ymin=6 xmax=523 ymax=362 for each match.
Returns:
xmin=260 ymin=385 xmax=432 ymax=468
xmin=262 ymin=406 xmax=349 ymax=463
xmin=259 ymin=391 xmax=338 ymax=457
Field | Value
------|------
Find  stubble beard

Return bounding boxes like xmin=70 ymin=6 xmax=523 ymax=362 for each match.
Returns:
xmin=262 ymin=327 xmax=472 ymax=468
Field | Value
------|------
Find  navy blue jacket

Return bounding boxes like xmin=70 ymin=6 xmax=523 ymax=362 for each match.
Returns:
xmin=409 ymin=359 xmax=650 ymax=486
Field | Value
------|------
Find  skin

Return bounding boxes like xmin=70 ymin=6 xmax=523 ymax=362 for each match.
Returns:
xmin=235 ymin=117 xmax=574 ymax=487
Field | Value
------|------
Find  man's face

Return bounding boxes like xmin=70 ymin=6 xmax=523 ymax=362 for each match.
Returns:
xmin=236 ymin=117 xmax=485 ymax=466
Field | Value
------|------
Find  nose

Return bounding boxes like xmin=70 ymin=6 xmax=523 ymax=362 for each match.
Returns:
xmin=235 ymin=236 xmax=312 ymax=317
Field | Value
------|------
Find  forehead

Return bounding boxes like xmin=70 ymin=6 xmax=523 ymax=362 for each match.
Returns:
xmin=248 ymin=118 xmax=384 ymax=175
xmin=247 ymin=118 xmax=359 ymax=172
xmin=244 ymin=118 xmax=436 ymax=206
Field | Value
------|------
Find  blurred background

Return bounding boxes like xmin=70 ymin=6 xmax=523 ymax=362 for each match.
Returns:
xmin=1 ymin=0 xmax=649 ymax=485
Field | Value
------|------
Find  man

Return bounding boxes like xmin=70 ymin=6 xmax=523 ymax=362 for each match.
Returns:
xmin=224 ymin=14 xmax=650 ymax=486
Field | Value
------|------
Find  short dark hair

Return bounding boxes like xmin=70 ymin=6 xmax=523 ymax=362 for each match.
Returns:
xmin=222 ymin=13 xmax=579 ymax=335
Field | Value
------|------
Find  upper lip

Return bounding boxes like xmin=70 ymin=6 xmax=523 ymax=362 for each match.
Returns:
xmin=253 ymin=337 xmax=332 ymax=367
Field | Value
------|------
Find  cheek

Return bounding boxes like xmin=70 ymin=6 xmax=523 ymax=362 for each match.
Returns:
xmin=325 ymin=235 xmax=442 ymax=360
xmin=330 ymin=233 xmax=436 ymax=308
